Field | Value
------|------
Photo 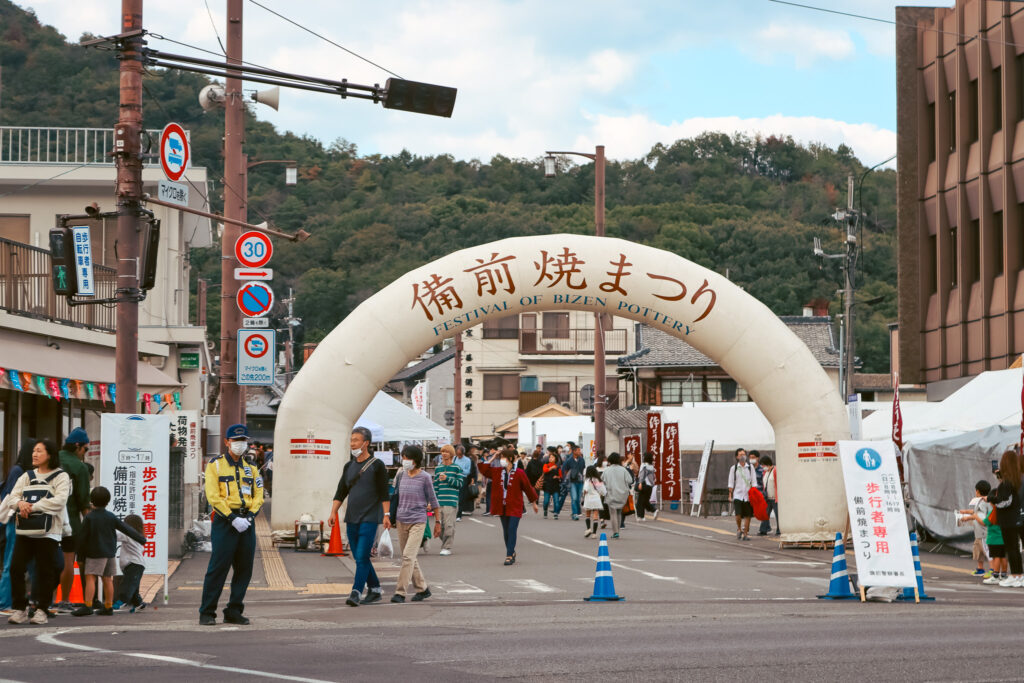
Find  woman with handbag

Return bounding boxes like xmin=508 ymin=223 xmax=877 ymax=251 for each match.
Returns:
xmin=987 ymin=450 xmax=1023 ymax=587
xmin=601 ymin=453 xmax=633 ymax=539
xmin=5 ymin=440 xmax=70 ymax=625
xmin=478 ymin=448 xmax=539 ymax=565
xmin=389 ymin=445 xmax=438 ymax=603
xmin=541 ymin=452 xmax=562 ymax=519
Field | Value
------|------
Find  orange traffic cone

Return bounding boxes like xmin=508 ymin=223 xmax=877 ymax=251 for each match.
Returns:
xmin=322 ymin=515 xmax=346 ymax=556
xmin=54 ymin=562 xmax=85 ymax=603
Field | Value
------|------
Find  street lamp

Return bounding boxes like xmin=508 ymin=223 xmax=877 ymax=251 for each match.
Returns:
xmin=542 ymin=145 xmax=607 ymax=456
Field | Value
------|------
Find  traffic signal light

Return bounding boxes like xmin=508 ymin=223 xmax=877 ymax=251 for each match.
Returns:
xmin=382 ymin=78 xmax=457 ymax=118
xmin=48 ymin=227 xmax=77 ymax=296
xmin=140 ymin=219 xmax=161 ymax=291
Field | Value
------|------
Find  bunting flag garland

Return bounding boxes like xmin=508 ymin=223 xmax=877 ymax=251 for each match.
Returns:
xmin=109 ymin=383 xmax=116 ymax=403
xmin=47 ymin=377 xmax=61 ymax=401
xmin=9 ymin=370 xmax=22 ymax=392
xmin=0 ymin=366 xmax=171 ymax=414
xmin=35 ymin=375 xmax=48 ymax=396
xmin=99 ymin=383 xmax=110 ymax=405
xmin=153 ymin=393 xmax=163 ymax=411
xmin=60 ymin=378 xmax=71 ymax=400
xmin=173 ymin=392 xmax=182 ymax=410
xmin=143 ymin=393 xmax=152 ymax=413
xmin=86 ymin=383 xmax=97 ymax=401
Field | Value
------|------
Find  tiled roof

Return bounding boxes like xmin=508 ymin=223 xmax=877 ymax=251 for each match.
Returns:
xmin=605 ymin=409 xmax=649 ymax=431
xmin=390 ymin=347 xmax=456 ymax=381
xmin=853 ymin=373 xmax=892 ymax=391
xmin=619 ymin=316 xmax=840 ymax=368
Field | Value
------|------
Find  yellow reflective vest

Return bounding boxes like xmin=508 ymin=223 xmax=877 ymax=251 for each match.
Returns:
xmin=205 ymin=454 xmax=264 ymax=519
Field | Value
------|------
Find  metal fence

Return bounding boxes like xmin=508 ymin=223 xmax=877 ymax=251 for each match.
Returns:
xmin=0 ymin=237 xmax=116 ymax=331
xmin=0 ymin=126 xmax=167 ymax=165
xmin=519 ymin=328 xmax=628 ymax=355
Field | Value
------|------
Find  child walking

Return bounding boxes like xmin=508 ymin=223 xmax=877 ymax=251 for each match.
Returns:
xmin=73 ymin=487 xmax=147 ymax=616
xmin=958 ymin=480 xmax=992 ymax=577
xmin=114 ymin=514 xmax=147 ymax=610
xmin=582 ymin=465 xmax=606 ymax=538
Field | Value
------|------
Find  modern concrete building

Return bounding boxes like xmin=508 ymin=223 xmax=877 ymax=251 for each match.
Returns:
xmin=896 ymin=1 xmax=1024 ymax=397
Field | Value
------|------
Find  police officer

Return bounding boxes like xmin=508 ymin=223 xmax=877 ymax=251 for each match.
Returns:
xmin=199 ymin=424 xmax=263 ymax=625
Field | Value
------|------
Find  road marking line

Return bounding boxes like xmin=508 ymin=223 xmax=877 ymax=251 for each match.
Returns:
xmin=522 ymin=535 xmax=686 ymax=585
xmin=499 ymin=579 xmax=563 ymax=593
xmin=37 ymin=631 xmax=331 ymax=683
xmin=653 ymin=517 xmax=735 ymax=536
xmin=467 ymin=518 xmax=496 ymax=528
xmin=256 ymin=515 xmax=295 ymax=590
xmin=434 ymin=580 xmax=485 ymax=594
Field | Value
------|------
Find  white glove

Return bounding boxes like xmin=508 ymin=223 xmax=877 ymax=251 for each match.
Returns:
xmin=231 ymin=517 xmax=251 ymax=533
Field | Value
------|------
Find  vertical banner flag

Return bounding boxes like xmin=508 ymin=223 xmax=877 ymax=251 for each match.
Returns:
xmin=838 ymin=440 xmax=916 ymax=588
xmin=410 ymin=381 xmax=429 ymax=418
xmin=891 ymin=373 xmax=903 ymax=450
xmin=646 ymin=412 xmax=661 ymax=460
xmin=100 ymin=414 xmax=170 ymax=577
xmin=169 ymin=410 xmax=201 ymax=485
xmin=661 ymin=422 xmax=681 ymax=501
xmin=624 ymin=435 xmax=641 ymax=462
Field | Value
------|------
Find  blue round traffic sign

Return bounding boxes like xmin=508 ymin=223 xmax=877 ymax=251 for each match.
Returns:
xmin=237 ymin=281 xmax=274 ymax=317
xmin=855 ymin=448 xmax=882 ymax=471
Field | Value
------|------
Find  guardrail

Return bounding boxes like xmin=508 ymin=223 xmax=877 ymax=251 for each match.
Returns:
xmin=519 ymin=328 xmax=628 ymax=355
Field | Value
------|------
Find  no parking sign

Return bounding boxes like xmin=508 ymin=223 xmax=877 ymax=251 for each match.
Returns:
xmin=238 ymin=329 xmax=276 ymax=386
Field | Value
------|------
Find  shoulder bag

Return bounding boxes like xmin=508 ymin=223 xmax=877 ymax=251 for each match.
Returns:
xmin=15 ymin=469 xmax=64 ymax=537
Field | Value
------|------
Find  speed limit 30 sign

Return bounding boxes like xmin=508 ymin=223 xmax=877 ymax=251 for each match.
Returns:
xmin=235 ymin=230 xmax=273 ymax=268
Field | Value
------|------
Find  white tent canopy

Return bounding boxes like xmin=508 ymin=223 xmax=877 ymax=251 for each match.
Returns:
xmin=518 ymin=416 xmax=593 ymax=448
xmin=656 ymin=403 xmax=775 ymax=451
xmin=354 ymin=391 xmax=450 ymax=442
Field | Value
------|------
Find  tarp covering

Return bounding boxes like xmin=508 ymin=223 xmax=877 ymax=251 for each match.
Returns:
xmin=354 ymin=391 xmax=449 ymax=442
xmin=904 ymin=425 xmax=1019 ymax=552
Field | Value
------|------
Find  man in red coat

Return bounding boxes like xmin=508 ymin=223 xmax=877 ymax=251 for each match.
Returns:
xmin=478 ymin=448 xmax=539 ymax=565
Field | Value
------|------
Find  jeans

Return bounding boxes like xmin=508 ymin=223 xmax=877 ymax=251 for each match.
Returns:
xmin=499 ymin=515 xmax=521 ymax=556
xmin=117 ymin=562 xmax=145 ymax=606
xmin=760 ymin=499 xmax=779 ymax=535
xmin=0 ymin=520 xmax=16 ymax=608
xmin=395 ymin=522 xmax=427 ymax=596
xmin=1000 ymin=523 xmax=1022 ymax=575
xmin=10 ymin=536 xmax=59 ymax=612
xmin=200 ymin=515 xmax=256 ymax=617
xmin=484 ymin=482 xmax=492 ymax=511
xmin=570 ymin=481 xmax=583 ymax=517
xmin=542 ymin=491 xmax=561 ymax=515
xmin=345 ymin=522 xmax=381 ymax=594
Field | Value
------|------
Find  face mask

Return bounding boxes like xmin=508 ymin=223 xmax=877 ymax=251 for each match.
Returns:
xmin=351 ymin=448 xmax=363 ymax=457
xmin=500 ymin=458 xmax=509 ymax=468
xmin=229 ymin=441 xmax=247 ymax=456
xmin=402 ymin=460 xmax=414 ymax=471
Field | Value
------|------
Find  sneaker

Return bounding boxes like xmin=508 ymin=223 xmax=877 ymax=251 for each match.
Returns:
xmin=982 ymin=570 xmax=993 ymax=580
xmin=584 ymin=528 xmax=594 ymax=538
xmin=199 ymin=614 xmax=217 ymax=626
xmin=411 ymin=588 xmax=431 ymax=602
xmin=72 ymin=605 xmax=94 ymax=617
xmin=54 ymin=600 xmax=75 ymax=613
xmin=998 ymin=575 xmax=1018 ymax=587
xmin=360 ymin=590 xmax=382 ymax=605
xmin=390 ymin=594 xmax=406 ymax=603
xmin=7 ymin=609 xmax=28 ymax=625
xmin=112 ymin=600 xmax=126 ymax=611
xmin=983 ymin=575 xmax=1001 ymax=585
xmin=741 ymin=534 xmax=751 ymax=541
xmin=29 ymin=609 xmax=48 ymax=625
xmin=736 ymin=530 xmax=743 ymax=540
xmin=553 ymin=515 xmax=559 ymax=520
xmin=1014 ymin=576 xmax=1024 ymax=588
xmin=612 ymin=533 xmax=620 ymax=539
xmin=652 ymin=510 xmax=659 ymax=520
xmin=96 ymin=607 xmax=114 ymax=616
xmin=223 ymin=612 xmax=250 ymax=625
xmin=972 ymin=569 xmax=986 ymax=576
xmin=346 ymin=590 xmax=361 ymax=607
xmin=439 ymin=549 xmax=452 ymax=556
xmin=133 ymin=602 xmax=147 ymax=612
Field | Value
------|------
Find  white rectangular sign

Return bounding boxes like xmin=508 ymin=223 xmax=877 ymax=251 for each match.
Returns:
xmin=242 ymin=317 xmax=269 ymax=328
xmin=70 ymin=226 xmax=95 ymax=296
xmin=234 ymin=267 xmax=273 ymax=281
xmin=690 ymin=439 xmax=714 ymax=509
xmin=157 ymin=179 xmax=189 ymax=207
xmin=838 ymin=440 xmax=916 ymax=588
xmin=100 ymin=413 xmax=170 ymax=576
xmin=169 ymin=410 xmax=201 ymax=484
xmin=237 ymin=328 xmax=276 ymax=386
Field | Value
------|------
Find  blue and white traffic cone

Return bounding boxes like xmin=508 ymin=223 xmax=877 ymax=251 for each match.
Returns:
xmin=584 ymin=533 xmax=624 ymax=601
xmin=898 ymin=532 xmax=935 ymax=601
xmin=817 ymin=532 xmax=857 ymax=600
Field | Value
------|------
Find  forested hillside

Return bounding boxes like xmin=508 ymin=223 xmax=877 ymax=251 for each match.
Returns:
xmin=0 ymin=1 xmax=898 ymax=372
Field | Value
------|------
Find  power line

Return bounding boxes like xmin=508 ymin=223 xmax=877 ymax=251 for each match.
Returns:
xmin=203 ymin=0 xmax=227 ymax=55
xmin=767 ymin=0 xmax=1024 ymax=50
xmin=0 ymin=163 xmax=92 ymax=199
xmin=147 ymin=33 xmax=292 ymax=79
xmin=247 ymin=0 xmax=403 ymax=79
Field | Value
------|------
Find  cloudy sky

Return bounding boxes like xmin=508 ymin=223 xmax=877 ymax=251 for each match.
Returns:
xmin=20 ymin=0 xmax=946 ymax=165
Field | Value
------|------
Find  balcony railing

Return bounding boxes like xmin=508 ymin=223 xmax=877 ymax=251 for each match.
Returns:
xmin=0 ymin=126 xmax=169 ymax=165
xmin=519 ymin=328 xmax=627 ymax=355
xmin=0 ymin=237 xmax=116 ymax=331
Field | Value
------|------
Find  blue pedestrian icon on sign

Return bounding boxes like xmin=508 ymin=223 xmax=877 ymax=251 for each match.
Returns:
xmin=855 ymin=448 xmax=882 ymax=471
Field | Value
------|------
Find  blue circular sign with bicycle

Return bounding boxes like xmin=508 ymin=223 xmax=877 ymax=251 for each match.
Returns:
xmin=854 ymin=447 xmax=882 ymax=471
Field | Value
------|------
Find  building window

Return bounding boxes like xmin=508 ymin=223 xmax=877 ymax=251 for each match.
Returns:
xmin=993 ymin=211 xmax=1004 ymax=276
xmin=950 ymin=225 xmax=958 ymax=288
xmin=482 ymin=315 xmax=518 ymax=339
xmin=1018 ymin=54 xmax=1024 ymax=121
xmin=968 ymin=219 xmax=981 ymax=283
xmin=542 ymin=312 xmax=569 ymax=338
xmin=483 ymin=374 xmax=519 ymax=400
xmin=926 ymin=101 xmax=936 ymax=163
xmin=967 ymin=79 xmax=979 ymax=144
xmin=948 ymin=91 xmax=957 ymax=153
xmin=661 ymin=379 xmax=701 ymax=404
xmin=927 ymin=234 xmax=938 ymax=294
xmin=520 ymin=375 xmax=539 ymax=392
xmin=542 ymin=382 xmax=570 ymax=404
xmin=993 ymin=67 xmax=1002 ymax=132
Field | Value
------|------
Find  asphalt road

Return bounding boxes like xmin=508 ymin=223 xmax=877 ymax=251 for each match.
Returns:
xmin=2 ymin=508 xmax=1021 ymax=682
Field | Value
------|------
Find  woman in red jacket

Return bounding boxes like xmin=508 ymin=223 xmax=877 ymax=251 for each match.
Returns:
xmin=478 ymin=448 xmax=539 ymax=565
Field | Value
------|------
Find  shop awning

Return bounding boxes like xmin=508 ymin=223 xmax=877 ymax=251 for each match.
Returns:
xmin=0 ymin=329 xmax=182 ymax=391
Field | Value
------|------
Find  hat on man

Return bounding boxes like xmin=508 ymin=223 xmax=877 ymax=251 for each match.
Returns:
xmin=66 ymin=427 xmax=90 ymax=445
xmin=225 ymin=423 xmax=249 ymax=440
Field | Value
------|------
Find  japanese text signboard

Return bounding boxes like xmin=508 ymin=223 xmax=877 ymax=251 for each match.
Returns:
xmin=645 ymin=412 xmax=661 ymax=461
xmin=169 ymin=410 xmax=201 ymax=485
xmin=237 ymin=329 xmax=276 ymax=386
xmin=838 ymin=440 xmax=915 ymax=588
xmin=70 ymin=226 xmax=95 ymax=296
xmin=100 ymin=414 xmax=170 ymax=576
xmin=624 ymin=435 xmax=641 ymax=462
xmin=661 ymin=421 xmax=681 ymax=501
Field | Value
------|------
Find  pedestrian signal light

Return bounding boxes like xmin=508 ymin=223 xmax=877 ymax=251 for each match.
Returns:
xmin=140 ymin=219 xmax=161 ymax=291
xmin=48 ymin=227 xmax=77 ymax=296
xmin=382 ymin=78 xmax=457 ymax=118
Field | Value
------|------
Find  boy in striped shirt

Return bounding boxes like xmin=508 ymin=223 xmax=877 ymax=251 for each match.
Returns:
xmin=432 ymin=445 xmax=465 ymax=556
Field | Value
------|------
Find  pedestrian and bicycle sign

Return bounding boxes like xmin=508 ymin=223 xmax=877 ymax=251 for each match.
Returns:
xmin=235 ymin=231 xmax=273 ymax=268
xmin=237 ymin=281 xmax=275 ymax=317
xmin=237 ymin=329 xmax=276 ymax=386
xmin=159 ymin=123 xmax=190 ymax=182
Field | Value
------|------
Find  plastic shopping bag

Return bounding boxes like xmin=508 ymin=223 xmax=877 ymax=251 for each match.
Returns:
xmin=376 ymin=529 xmax=394 ymax=559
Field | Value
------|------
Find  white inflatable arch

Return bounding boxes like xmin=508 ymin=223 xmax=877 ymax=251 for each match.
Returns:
xmin=273 ymin=234 xmax=849 ymax=541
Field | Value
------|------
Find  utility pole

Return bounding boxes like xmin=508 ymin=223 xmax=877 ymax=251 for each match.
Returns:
xmin=281 ymin=287 xmax=300 ymax=387
xmin=453 ymin=332 xmax=462 ymax=444
xmin=593 ymin=146 xmax=607 ymax=457
xmin=843 ymin=173 xmax=857 ymax=402
xmin=114 ymin=0 xmax=144 ymax=414
xmin=219 ymin=0 xmax=246 ymax=429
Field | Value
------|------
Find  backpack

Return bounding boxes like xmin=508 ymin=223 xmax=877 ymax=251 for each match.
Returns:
xmin=749 ymin=486 xmax=769 ymax=521
xmin=15 ymin=468 xmax=64 ymax=537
